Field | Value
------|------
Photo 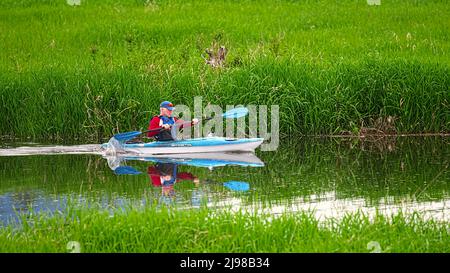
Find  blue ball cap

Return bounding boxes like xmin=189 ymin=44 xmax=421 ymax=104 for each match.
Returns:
xmin=160 ymin=101 xmax=174 ymax=111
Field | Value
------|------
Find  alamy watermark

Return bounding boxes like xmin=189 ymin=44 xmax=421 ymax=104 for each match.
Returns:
xmin=367 ymin=241 xmax=382 ymax=253
xmin=172 ymin=96 xmax=279 ymax=151
xmin=367 ymin=0 xmax=381 ymax=5
xmin=66 ymin=0 xmax=81 ymax=6
xmin=67 ymin=241 xmax=81 ymax=253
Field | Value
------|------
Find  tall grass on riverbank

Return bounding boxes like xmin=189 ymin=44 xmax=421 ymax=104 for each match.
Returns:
xmin=0 ymin=206 xmax=448 ymax=253
xmin=1 ymin=61 xmax=448 ymax=139
xmin=0 ymin=0 xmax=449 ymax=138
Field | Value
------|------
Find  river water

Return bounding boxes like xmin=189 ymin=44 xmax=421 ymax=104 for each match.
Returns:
xmin=0 ymin=137 xmax=448 ymax=225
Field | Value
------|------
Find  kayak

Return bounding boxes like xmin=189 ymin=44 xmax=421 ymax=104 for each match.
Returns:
xmin=101 ymin=137 xmax=264 ymax=155
xmin=104 ymin=152 xmax=264 ymax=170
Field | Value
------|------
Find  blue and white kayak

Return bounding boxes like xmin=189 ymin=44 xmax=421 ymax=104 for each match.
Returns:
xmin=101 ymin=137 xmax=264 ymax=155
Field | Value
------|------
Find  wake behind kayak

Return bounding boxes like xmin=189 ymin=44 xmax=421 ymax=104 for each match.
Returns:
xmin=0 ymin=144 xmax=103 ymax=156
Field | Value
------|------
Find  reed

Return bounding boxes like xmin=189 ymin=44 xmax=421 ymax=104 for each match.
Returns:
xmin=0 ymin=0 xmax=449 ymax=139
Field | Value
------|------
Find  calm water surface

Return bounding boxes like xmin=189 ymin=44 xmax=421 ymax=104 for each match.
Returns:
xmin=0 ymin=137 xmax=448 ymax=225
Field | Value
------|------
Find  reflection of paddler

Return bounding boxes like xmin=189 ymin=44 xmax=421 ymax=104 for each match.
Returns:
xmin=147 ymin=163 xmax=197 ymax=187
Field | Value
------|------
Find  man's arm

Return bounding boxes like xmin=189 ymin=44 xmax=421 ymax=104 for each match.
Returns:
xmin=174 ymin=118 xmax=199 ymax=129
xmin=147 ymin=116 xmax=161 ymax=137
xmin=177 ymin=172 xmax=196 ymax=181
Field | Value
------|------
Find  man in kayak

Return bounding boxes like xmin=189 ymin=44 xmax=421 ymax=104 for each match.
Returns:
xmin=147 ymin=101 xmax=199 ymax=141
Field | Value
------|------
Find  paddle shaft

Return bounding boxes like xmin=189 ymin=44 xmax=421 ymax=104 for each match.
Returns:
xmin=172 ymin=117 xmax=213 ymax=128
xmin=141 ymin=117 xmax=217 ymax=138
xmin=144 ymin=119 xmax=197 ymax=134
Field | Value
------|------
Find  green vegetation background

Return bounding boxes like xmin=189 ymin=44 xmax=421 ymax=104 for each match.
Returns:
xmin=0 ymin=0 xmax=449 ymax=139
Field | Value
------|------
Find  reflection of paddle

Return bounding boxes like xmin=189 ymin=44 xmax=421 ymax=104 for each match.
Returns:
xmin=113 ymin=166 xmax=142 ymax=175
xmin=223 ymin=181 xmax=250 ymax=192
xmin=113 ymin=107 xmax=249 ymax=142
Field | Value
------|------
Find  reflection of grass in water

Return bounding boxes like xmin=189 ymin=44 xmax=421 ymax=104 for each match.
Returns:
xmin=210 ymin=137 xmax=450 ymax=206
xmin=0 ymin=206 xmax=448 ymax=252
xmin=0 ymin=1 xmax=449 ymax=138
xmin=0 ymin=137 xmax=449 ymax=209
xmin=0 ymin=155 xmax=148 ymax=197
xmin=0 ymin=154 xmax=222 ymax=206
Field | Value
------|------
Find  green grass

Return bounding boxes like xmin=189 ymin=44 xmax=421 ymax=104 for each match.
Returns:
xmin=0 ymin=0 xmax=449 ymax=138
xmin=0 ymin=205 xmax=448 ymax=253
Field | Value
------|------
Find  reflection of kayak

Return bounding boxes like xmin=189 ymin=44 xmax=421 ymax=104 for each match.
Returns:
xmin=102 ymin=137 xmax=264 ymax=155
xmin=105 ymin=152 xmax=264 ymax=169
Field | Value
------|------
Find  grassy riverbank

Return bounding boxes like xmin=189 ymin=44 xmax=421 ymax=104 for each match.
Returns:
xmin=0 ymin=0 xmax=449 ymax=139
xmin=0 ymin=206 xmax=448 ymax=253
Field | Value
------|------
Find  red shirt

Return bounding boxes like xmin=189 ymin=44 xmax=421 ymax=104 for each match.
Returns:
xmin=147 ymin=116 xmax=178 ymax=137
xmin=147 ymin=166 xmax=197 ymax=187
xmin=147 ymin=116 xmax=193 ymax=137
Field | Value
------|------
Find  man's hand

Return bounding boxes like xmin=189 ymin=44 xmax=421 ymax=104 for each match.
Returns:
xmin=162 ymin=124 xmax=171 ymax=130
xmin=192 ymin=118 xmax=199 ymax=125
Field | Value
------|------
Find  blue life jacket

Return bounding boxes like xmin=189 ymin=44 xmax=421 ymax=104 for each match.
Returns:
xmin=155 ymin=115 xmax=176 ymax=141
xmin=159 ymin=115 xmax=175 ymax=126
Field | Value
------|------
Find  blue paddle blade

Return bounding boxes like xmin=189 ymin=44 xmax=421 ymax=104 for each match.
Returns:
xmin=113 ymin=131 xmax=142 ymax=142
xmin=223 ymin=181 xmax=250 ymax=192
xmin=114 ymin=166 xmax=142 ymax=175
xmin=222 ymin=107 xmax=249 ymax=119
